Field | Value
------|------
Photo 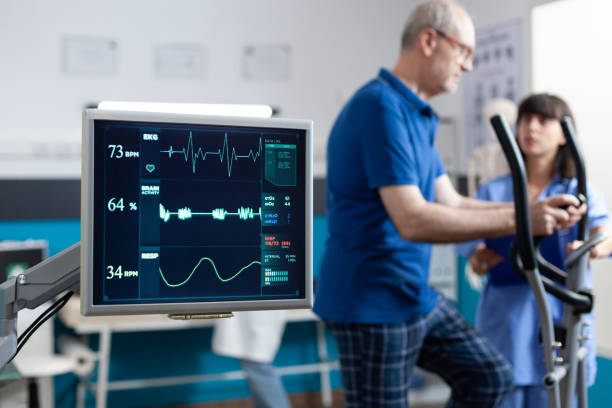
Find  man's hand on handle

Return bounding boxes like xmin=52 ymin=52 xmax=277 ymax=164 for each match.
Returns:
xmin=529 ymin=194 xmax=586 ymax=236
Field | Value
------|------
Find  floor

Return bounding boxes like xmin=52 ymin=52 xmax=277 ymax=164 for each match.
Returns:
xmin=166 ymin=390 xmax=445 ymax=408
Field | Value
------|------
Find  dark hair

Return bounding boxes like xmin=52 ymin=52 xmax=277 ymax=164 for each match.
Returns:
xmin=517 ymin=93 xmax=576 ymax=178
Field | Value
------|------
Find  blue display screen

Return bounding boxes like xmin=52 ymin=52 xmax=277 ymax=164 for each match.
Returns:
xmin=92 ymin=120 xmax=306 ymax=305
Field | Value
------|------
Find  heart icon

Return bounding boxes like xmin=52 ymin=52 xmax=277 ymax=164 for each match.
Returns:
xmin=145 ymin=164 xmax=156 ymax=173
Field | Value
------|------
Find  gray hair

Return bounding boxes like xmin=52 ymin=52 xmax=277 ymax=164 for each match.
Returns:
xmin=401 ymin=1 xmax=459 ymax=50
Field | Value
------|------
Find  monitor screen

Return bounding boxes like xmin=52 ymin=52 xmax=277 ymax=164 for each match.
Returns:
xmin=81 ymin=110 xmax=312 ymax=315
xmin=0 ymin=240 xmax=48 ymax=283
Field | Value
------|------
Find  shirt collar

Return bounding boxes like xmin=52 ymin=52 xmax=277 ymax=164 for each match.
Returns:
xmin=377 ymin=68 xmax=437 ymax=118
xmin=539 ymin=173 xmax=571 ymax=199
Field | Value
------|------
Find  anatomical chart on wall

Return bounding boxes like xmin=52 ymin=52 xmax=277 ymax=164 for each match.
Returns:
xmin=463 ymin=20 xmax=522 ymax=157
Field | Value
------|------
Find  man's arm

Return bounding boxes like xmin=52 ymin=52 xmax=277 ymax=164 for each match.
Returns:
xmin=379 ymin=183 xmax=581 ymax=243
xmin=380 ymin=184 xmax=515 ymax=243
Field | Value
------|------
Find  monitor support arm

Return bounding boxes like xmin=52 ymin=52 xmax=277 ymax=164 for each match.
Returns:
xmin=0 ymin=241 xmax=232 ymax=373
xmin=0 ymin=242 xmax=80 ymax=373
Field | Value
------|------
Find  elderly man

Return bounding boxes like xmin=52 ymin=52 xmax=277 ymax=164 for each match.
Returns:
xmin=313 ymin=1 xmax=584 ymax=407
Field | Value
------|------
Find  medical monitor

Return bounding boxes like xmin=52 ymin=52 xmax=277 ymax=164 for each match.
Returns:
xmin=81 ymin=109 xmax=312 ymax=315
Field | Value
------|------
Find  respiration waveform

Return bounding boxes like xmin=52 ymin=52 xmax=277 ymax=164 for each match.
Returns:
xmin=158 ymin=257 xmax=261 ymax=287
xmin=159 ymin=203 xmax=261 ymax=222
xmin=160 ymin=131 xmax=262 ymax=176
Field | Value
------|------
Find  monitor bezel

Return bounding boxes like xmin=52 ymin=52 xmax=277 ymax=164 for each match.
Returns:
xmin=81 ymin=109 xmax=313 ymax=316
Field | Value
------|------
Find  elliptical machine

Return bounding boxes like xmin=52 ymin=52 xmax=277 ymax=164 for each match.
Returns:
xmin=490 ymin=114 xmax=607 ymax=408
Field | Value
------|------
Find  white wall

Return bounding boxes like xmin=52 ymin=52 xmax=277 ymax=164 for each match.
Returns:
xmin=0 ymin=0 xmax=562 ymax=178
xmin=0 ymin=0 xmax=418 ymax=177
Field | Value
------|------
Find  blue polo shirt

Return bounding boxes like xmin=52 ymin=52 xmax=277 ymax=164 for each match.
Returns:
xmin=313 ymin=68 xmax=445 ymax=323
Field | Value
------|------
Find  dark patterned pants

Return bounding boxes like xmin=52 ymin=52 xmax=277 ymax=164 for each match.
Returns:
xmin=326 ymin=294 xmax=514 ymax=407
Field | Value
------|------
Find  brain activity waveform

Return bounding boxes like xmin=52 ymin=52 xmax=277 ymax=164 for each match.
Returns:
xmin=158 ymin=257 xmax=261 ymax=287
xmin=160 ymin=131 xmax=262 ymax=176
xmin=159 ymin=203 xmax=261 ymax=222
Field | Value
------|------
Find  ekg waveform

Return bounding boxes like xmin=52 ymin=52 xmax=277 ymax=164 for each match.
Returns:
xmin=159 ymin=203 xmax=261 ymax=222
xmin=158 ymin=258 xmax=261 ymax=287
xmin=160 ymin=131 xmax=262 ymax=176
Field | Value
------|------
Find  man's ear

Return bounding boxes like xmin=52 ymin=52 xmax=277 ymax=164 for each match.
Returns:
xmin=419 ymin=28 xmax=438 ymax=57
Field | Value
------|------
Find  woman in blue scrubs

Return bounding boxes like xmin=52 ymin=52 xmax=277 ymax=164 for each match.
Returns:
xmin=459 ymin=93 xmax=612 ymax=407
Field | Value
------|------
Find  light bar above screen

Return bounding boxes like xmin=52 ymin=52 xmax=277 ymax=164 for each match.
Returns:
xmin=81 ymin=109 xmax=313 ymax=315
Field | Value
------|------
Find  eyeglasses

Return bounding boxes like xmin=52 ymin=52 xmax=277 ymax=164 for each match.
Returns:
xmin=432 ymin=28 xmax=473 ymax=68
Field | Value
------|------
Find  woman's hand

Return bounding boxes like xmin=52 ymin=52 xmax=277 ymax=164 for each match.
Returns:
xmin=469 ymin=243 xmax=504 ymax=276
xmin=566 ymin=226 xmax=612 ymax=260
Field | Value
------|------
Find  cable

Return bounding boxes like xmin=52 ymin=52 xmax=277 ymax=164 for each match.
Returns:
xmin=17 ymin=291 xmax=73 ymax=351
xmin=17 ymin=291 xmax=73 ymax=344
xmin=4 ymin=291 xmax=74 ymax=367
